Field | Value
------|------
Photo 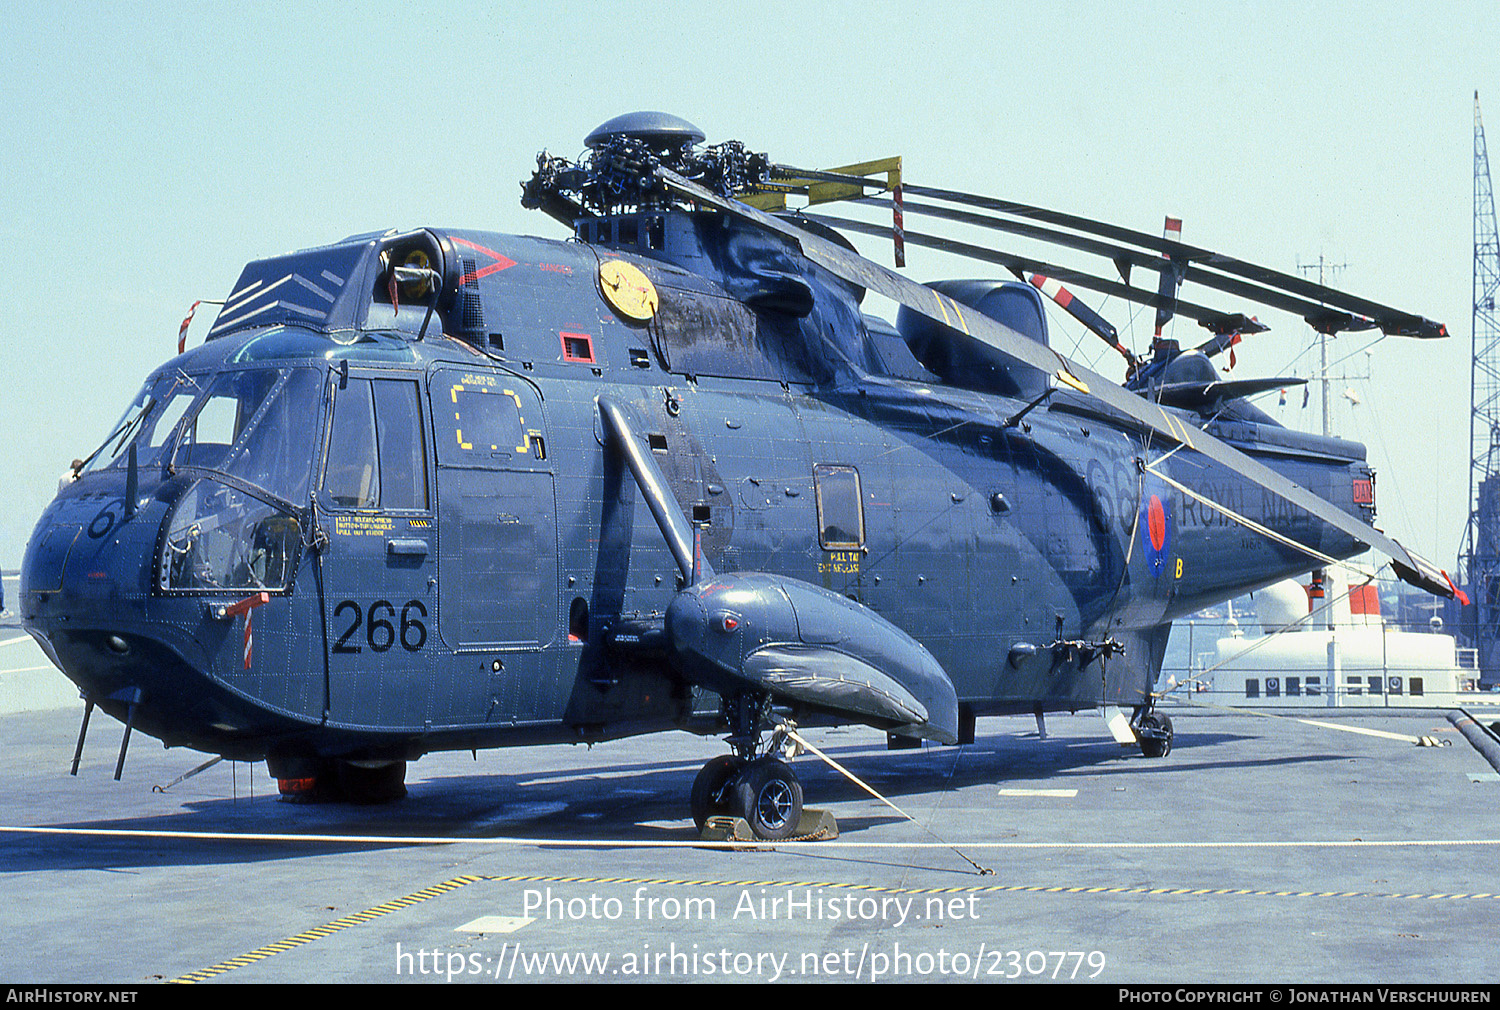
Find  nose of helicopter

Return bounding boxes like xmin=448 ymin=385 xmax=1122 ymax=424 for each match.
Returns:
xmin=23 ymin=473 xmax=320 ymax=760
xmin=20 ymin=481 xmax=197 ymax=739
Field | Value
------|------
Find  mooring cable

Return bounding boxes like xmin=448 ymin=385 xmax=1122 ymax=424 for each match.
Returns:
xmin=779 ymin=724 xmax=993 ymax=875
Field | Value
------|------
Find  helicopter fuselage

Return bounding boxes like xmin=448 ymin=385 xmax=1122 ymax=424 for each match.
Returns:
xmin=19 ymin=220 xmax=1373 ymax=771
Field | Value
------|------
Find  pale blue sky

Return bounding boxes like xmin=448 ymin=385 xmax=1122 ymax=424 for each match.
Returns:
xmin=4 ymin=1 xmax=1498 ymax=566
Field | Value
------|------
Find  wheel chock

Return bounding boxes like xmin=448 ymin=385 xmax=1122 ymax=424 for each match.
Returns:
xmin=698 ymin=808 xmax=840 ymax=842
xmin=699 ymin=816 xmax=758 ymax=843
xmin=791 ymin=808 xmax=839 ymax=839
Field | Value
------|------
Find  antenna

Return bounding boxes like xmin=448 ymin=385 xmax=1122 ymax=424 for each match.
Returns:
xmin=1296 ymin=255 xmax=1351 ymax=438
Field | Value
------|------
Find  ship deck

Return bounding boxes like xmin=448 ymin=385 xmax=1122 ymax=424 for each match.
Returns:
xmin=3 ymin=670 xmax=1498 ymax=984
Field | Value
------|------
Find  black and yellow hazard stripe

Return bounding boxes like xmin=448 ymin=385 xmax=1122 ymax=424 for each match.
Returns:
xmin=168 ymin=870 xmax=1498 ymax=982
xmin=169 ymin=875 xmax=486 ymax=983
xmin=471 ymin=873 xmax=1498 ymax=903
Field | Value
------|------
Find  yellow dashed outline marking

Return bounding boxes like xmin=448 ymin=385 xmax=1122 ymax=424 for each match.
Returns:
xmin=450 ymin=383 xmax=529 ymax=454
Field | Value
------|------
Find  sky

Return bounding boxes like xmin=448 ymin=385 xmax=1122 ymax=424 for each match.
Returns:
xmin=4 ymin=0 xmax=1500 ymax=572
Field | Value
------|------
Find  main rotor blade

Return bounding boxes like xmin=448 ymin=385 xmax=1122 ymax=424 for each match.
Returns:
xmin=660 ymin=167 xmax=1454 ymax=598
xmin=895 ymin=183 xmax=1446 ymax=338
xmin=803 ymin=212 xmax=1246 ymax=333
xmin=773 ymin=166 xmax=1445 ymax=339
xmin=857 ymin=195 xmax=1428 ymax=337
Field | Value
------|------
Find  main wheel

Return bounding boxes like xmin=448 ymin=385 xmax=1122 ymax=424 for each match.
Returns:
xmin=731 ymin=757 xmax=804 ymax=840
xmin=270 ymin=755 xmax=341 ymax=803
xmin=335 ymin=759 xmax=408 ymax=803
xmin=690 ymin=755 xmax=743 ymax=832
xmin=1138 ymin=713 xmax=1174 ymax=758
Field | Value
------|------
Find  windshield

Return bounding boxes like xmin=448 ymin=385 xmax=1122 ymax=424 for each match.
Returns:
xmin=172 ymin=368 xmax=324 ymax=506
xmin=82 ymin=367 xmax=323 ymax=507
xmin=81 ymin=373 xmax=207 ymax=475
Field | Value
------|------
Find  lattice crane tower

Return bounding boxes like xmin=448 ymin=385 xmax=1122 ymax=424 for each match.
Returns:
xmin=1462 ymin=91 xmax=1500 ymax=688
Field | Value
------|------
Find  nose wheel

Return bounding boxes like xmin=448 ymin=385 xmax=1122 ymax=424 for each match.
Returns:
xmin=734 ymin=757 xmax=804 ymax=839
xmin=691 ymin=754 xmax=805 ymax=840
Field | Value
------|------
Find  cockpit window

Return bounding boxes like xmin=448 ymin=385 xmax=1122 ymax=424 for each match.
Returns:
xmin=321 ymin=376 xmax=429 ymax=511
xmin=324 ymin=378 xmax=381 ymax=508
xmin=170 ymin=368 xmax=322 ymax=506
xmin=81 ymin=374 xmax=206 ymax=475
xmin=148 ymin=368 xmax=322 ymax=596
xmin=176 ymin=370 xmax=281 ymax=472
xmin=160 ymin=480 xmax=302 ymax=593
xmin=83 ymin=368 xmax=322 ymax=508
xmin=221 ymin=369 xmax=322 ymax=505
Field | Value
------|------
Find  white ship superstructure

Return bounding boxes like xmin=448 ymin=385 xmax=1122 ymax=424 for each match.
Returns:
xmin=1174 ymin=567 xmax=1497 ymax=708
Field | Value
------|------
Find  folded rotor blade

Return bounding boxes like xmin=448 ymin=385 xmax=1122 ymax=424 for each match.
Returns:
xmin=773 ymin=165 xmax=1446 ymax=339
xmin=804 ymin=212 xmax=1260 ymax=337
xmin=891 ymin=182 xmax=1447 ymax=339
xmin=857 ymin=194 xmax=1424 ymax=338
xmin=661 ymin=167 xmax=1454 ymax=599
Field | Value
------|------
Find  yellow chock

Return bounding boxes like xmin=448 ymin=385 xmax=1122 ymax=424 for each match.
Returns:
xmin=698 ymin=808 xmax=839 ymax=843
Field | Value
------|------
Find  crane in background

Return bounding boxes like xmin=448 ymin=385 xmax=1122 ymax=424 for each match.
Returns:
xmin=1459 ymin=91 xmax=1500 ymax=689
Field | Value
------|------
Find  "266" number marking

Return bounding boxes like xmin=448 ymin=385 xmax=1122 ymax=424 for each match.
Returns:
xmin=332 ymin=599 xmax=428 ymax=654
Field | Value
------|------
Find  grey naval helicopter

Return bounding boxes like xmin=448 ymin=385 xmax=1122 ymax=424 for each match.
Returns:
xmin=21 ymin=113 xmax=1457 ymax=840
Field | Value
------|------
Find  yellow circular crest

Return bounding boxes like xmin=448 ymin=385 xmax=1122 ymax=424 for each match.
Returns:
xmin=401 ymin=248 xmax=433 ymax=298
xmin=598 ymin=260 xmax=659 ymax=322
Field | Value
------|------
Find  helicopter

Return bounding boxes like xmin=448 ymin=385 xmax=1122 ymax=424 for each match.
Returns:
xmin=18 ymin=112 xmax=1457 ymax=840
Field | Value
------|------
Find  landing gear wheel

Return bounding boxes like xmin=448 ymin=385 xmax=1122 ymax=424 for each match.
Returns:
xmin=731 ymin=757 xmax=803 ymax=840
xmin=690 ymin=755 xmax=744 ymax=832
xmin=1138 ymin=713 xmax=1174 ymax=758
xmin=335 ymin=760 xmax=408 ymax=803
xmin=270 ymin=755 xmax=341 ymax=803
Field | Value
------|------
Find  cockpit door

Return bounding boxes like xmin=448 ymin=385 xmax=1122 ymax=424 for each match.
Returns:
xmin=315 ymin=369 xmax=437 ymax=730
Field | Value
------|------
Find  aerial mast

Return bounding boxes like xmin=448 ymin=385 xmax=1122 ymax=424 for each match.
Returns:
xmin=1461 ymin=91 xmax=1500 ymax=688
xmin=1297 ymin=254 xmax=1349 ymax=439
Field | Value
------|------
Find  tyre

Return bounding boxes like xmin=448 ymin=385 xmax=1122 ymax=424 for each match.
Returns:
xmin=270 ymin=755 xmax=341 ymax=803
xmin=1138 ymin=713 xmax=1174 ymax=758
xmin=731 ymin=757 xmax=804 ymax=840
xmin=690 ymin=755 xmax=743 ymax=832
xmin=335 ymin=759 xmax=408 ymax=803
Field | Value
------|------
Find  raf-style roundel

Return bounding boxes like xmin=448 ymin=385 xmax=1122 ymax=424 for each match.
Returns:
xmin=1142 ymin=492 xmax=1173 ymax=577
